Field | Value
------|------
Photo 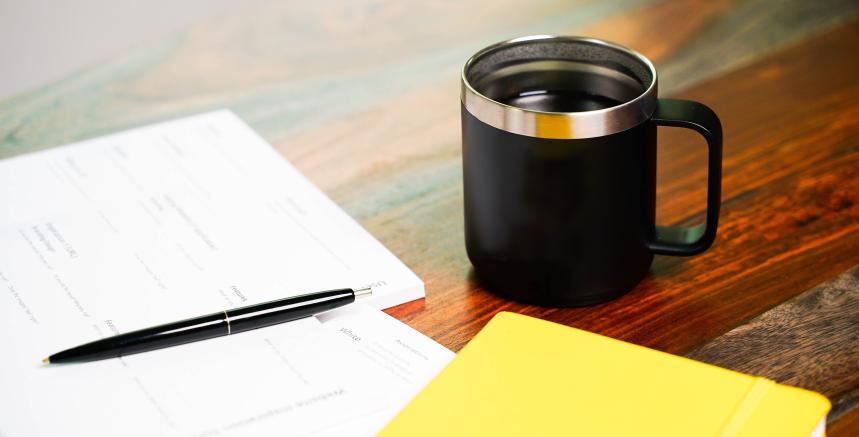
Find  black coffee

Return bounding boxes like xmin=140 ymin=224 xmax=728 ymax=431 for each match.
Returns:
xmin=471 ymin=60 xmax=642 ymax=113
xmin=499 ymin=89 xmax=623 ymax=112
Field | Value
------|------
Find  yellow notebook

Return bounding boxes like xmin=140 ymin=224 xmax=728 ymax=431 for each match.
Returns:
xmin=379 ymin=312 xmax=830 ymax=437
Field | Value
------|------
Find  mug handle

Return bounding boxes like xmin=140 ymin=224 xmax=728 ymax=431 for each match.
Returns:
xmin=646 ymin=99 xmax=723 ymax=256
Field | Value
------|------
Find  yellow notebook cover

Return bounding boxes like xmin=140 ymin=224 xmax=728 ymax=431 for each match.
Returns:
xmin=379 ymin=312 xmax=830 ymax=437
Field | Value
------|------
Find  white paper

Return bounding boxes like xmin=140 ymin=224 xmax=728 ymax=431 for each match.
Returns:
xmin=0 ymin=111 xmax=452 ymax=436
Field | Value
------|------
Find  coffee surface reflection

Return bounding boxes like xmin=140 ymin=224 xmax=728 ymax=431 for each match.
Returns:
xmin=499 ymin=89 xmax=623 ymax=112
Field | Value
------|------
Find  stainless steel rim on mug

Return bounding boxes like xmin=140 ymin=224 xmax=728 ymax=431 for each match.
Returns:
xmin=460 ymin=35 xmax=659 ymax=140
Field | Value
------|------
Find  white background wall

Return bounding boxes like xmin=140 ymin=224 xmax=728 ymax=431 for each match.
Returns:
xmin=0 ymin=0 xmax=259 ymax=100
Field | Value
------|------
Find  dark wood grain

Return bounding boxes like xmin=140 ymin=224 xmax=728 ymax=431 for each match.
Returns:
xmin=687 ymin=265 xmax=859 ymax=419
xmin=2 ymin=0 xmax=859 ymax=434
xmin=830 ymin=406 xmax=859 ymax=437
xmin=654 ymin=0 xmax=859 ymax=94
xmin=578 ymin=0 xmax=859 ymax=94
xmin=384 ymin=18 xmax=859 ymax=352
xmin=379 ymin=20 xmax=859 ymax=433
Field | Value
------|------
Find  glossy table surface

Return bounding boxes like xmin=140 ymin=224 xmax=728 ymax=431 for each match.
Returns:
xmin=1 ymin=0 xmax=858 ymax=434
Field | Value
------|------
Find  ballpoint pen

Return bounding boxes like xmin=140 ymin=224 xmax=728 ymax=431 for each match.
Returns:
xmin=43 ymin=286 xmax=372 ymax=363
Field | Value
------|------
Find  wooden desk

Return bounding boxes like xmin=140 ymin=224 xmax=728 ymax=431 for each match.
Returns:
xmin=1 ymin=0 xmax=857 ymax=434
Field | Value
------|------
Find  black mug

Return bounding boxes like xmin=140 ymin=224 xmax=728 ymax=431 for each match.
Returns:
xmin=461 ymin=36 xmax=722 ymax=306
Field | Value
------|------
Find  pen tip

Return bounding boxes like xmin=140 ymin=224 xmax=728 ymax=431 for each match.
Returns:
xmin=42 ymin=357 xmax=50 ymax=364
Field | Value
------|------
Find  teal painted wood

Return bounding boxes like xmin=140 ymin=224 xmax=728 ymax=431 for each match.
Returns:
xmin=3 ymin=0 xmax=856 ymax=288
xmin=3 ymin=3 xmax=858 ymax=432
xmin=0 ymin=0 xmax=652 ymax=159
xmin=660 ymin=0 xmax=859 ymax=94
xmin=3 ymin=0 xmax=857 ymax=165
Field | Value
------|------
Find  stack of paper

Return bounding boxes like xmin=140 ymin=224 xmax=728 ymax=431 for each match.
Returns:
xmin=0 ymin=111 xmax=452 ymax=436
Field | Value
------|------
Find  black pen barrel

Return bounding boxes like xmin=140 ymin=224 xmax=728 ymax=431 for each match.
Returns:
xmin=47 ymin=288 xmax=357 ymax=363
xmin=49 ymin=312 xmax=227 ymax=363
xmin=227 ymin=288 xmax=354 ymax=334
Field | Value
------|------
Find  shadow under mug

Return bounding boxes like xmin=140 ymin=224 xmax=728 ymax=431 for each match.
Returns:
xmin=461 ymin=36 xmax=723 ymax=307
